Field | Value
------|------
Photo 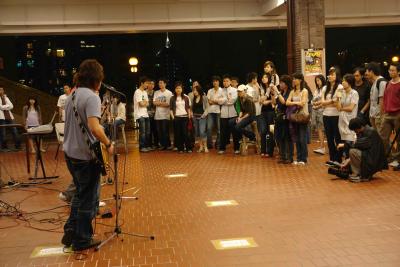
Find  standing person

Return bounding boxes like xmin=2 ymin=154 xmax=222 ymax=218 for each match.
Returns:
xmin=366 ymin=62 xmax=387 ymax=133
xmin=154 ymin=78 xmax=173 ymax=150
xmin=147 ymin=79 xmax=159 ymax=149
xmin=321 ymin=67 xmax=343 ymax=164
xmin=134 ymin=76 xmax=151 ymax=153
xmin=0 ymin=87 xmax=21 ymax=151
xmin=231 ymin=85 xmax=257 ymax=154
xmin=218 ymin=75 xmax=238 ymax=154
xmin=207 ymin=76 xmax=224 ymax=149
xmin=191 ymin=85 xmax=208 ymax=153
xmin=57 ymin=84 xmax=71 ymax=122
xmin=170 ymin=82 xmax=192 ymax=153
xmin=62 ymin=59 xmax=114 ymax=251
xmin=231 ymin=77 xmax=239 ymax=89
xmin=311 ymin=75 xmax=326 ymax=154
xmin=380 ymin=62 xmax=400 ymax=164
xmin=263 ymin=61 xmax=280 ymax=86
xmin=188 ymin=80 xmax=200 ymax=104
xmin=336 ymin=74 xmax=359 ymax=158
xmin=353 ymin=67 xmax=371 ymax=124
xmin=22 ymin=96 xmax=43 ymax=153
xmin=259 ymin=73 xmax=275 ymax=157
xmin=246 ymin=72 xmax=262 ymax=131
xmin=272 ymin=75 xmax=293 ymax=164
xmin=287 ymin=73 xmax=309 ymax=165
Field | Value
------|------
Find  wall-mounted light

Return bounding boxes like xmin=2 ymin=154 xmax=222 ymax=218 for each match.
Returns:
xmin=130 ymin=66 xmax=138 ymax=73
xmin=392 ymin=56 xmax=399 ymax=63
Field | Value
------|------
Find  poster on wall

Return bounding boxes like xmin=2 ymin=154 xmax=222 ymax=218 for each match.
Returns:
xmin=301 ymin=48 xmax=326 ymax=92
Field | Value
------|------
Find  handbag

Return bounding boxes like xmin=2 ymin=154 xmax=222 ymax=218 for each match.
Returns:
xmin=289 ymin=108 xmax=310 ymax=124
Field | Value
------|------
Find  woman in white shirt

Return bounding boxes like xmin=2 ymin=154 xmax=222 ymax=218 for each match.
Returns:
xmin=22 ymin=96 xmax=43 ymax=153
xmin=321 ymin=67 xmax=343 ymax=164
xmin=336 ymin=74 xmax=359 ymax=158
xmin=110 ymin=95 xmax=126 ymax=138
xmin=170 ymin=82 xmax=192 ymax=153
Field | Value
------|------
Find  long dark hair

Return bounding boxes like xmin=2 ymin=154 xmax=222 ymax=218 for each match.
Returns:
xmin=264 ymin=60 xmax=278 ymax=84
xmin=292 ymin=72 xmax=305 ymax=91
xmin=193 ymin=85 xmax=203 ymax=97
xmin=325 ymin=66 xmax=341 ymax=98
xmin=261 ymin=73 xmax=272 ymax=89
xmin=315 ymin=74 xmax=326 ymax=91
xmin=26 ymin=96 xmax=39 ymax=111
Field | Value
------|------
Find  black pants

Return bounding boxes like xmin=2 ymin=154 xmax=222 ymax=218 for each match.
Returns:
xmin=173 ymin=117 xmax=192 ymax=151
xmin=260 ymin=111 xmax=275 ymax=155
xmin=323 ymin=115 xmax=342 ymax=162
xmin=149 ymin=116 xmax=159 ymax=147
xmin=156 ymin=119 xmax=171 ymax=148
xmin=219 ymin=117 xmax=236 ymax=151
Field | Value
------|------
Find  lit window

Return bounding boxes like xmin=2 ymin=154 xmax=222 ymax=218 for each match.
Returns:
xmin=56 ymin=49 xmax=65 ymax=57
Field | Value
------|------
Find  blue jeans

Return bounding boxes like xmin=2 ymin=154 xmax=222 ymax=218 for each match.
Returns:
xmin=295 ymin=123 xmax=308 ymax=162
xmin=207 ymin=113 xmax=220 ymax=148
xmin=64 ymin=156 xmax=101 ymax=249
xmin=232 ymin=115 xmax=256 ymax=150
xmin=0 ymin=119 xmax=21 ymax=149
xmin=156 ymin=119 xmax=171 ymax=148
xmin=138 ymin=117 xmax=150 ymax=149
xmin=193 ymin=116 xmax=207 ymax=139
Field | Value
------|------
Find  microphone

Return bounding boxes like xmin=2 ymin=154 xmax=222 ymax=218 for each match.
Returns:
xmin=102 ymin=83 xmax=126 ymax=97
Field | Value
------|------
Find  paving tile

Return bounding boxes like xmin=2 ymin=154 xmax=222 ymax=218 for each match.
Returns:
xmin=0 ymin=138 xmax=400 ymax=266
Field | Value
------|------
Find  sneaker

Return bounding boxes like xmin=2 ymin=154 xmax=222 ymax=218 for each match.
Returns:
xmin=146 ymin=147 xmax=154 ymax=151
xmin=178 ymin=150 xmax=184 ymax=154
xmin=72 ymin=238 xmax=101 ymax=251
xmin=313 ymin=148 xmax=325 ymax=155
xmin=388 ymin=160 xmax=399 ymax=167
xmin=187 ymin=150 xmax=193 ymax=153
xmin=58 ymin=192 xmax=67 ymax=202
xmin=61 ymin=230 xmax=74 ymax=247
xmin=292 ymin=161 xmax=298 ymax=165
xmin=204 ymin=147 xmax=209 ymax=153
xmin=140 ymin=148 xmax=149 ymax=153
xmin=297 ymin=161 xmax=306 ymax=165
xmin=172 ymin=147 xmax=178 ymax=151
xmin=218 ymin=150 xmax=225 ymax=155
xmin=234 ymin=150 xmax=240 ymax=155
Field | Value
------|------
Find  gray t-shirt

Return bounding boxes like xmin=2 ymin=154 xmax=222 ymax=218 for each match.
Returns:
xmin=63 ymin=87 xmax=101 ymax=160
xmin=369 ymin=76 xmax=387 ymax=118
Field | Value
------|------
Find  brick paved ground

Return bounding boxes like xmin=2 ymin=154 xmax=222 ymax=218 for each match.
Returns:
xmin=1 ymin=136 xmax=400 ymax=267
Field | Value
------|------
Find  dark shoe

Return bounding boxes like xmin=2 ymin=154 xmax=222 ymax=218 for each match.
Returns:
xmin=277 ymin=159 xmax=285 ymax=164
xmin=283 ymin=160 xmax=292 ymax=164
xmin=72 ymin=238 xmax=101 ymax=251
xmin=61 ymin=230 xmax=74 ymax=247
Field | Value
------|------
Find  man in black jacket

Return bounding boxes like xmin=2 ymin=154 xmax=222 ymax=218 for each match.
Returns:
xmin=339 ymin=117 xmax=387 ymax=182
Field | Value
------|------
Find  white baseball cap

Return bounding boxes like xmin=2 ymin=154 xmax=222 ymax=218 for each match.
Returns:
xmin=237 ymin=84 xmax=247 ymax=92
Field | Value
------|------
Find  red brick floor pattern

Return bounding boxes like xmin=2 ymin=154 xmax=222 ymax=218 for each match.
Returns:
xmin=1 ymin=142 xmax=400 ymax=267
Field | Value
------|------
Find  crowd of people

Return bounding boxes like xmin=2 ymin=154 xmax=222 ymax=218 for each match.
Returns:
xmin=132 ymin=60 xmax=399 ymax=182
xmin=0 ymin=60 xmax=399 ymax=184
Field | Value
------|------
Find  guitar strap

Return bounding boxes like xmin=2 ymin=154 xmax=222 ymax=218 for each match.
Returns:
xmin=70 ymin=90 xmax=98 ymax=160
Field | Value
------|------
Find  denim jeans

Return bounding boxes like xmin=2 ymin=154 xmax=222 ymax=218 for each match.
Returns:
xmin=0 ymin=119 xmax=21 ymax=149
xmin=323 ymin=116 xmax=342 ymax=162
xmin=149 ymin=116 xmax=159 ymax=147
xmin=105 ymin=119 xmax=125 ymax=139
xmin=156 ymin=119 xmax=171 ymax=148
xmin=295 ymin=123 xmax=308 ymax=162
xmin=193 ymin=116 xmax=207 ymax=139
xmin=232 ymin=115 xmax=256 ymax=150
xmin=207 ymin=113 xmax=220 ymax=148
xmin=138 ymin=117 xmax=150 ymax=149
xmin=259 ymin=111 xmax=275 ymax=155
xmin=64 ymin=156 xmax=101 ymax=249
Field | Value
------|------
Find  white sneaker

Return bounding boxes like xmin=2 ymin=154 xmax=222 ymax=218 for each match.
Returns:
xmin=389 ymin=160 xmax=399 ymax=167
xmin=292 ymin=161 xmax=298 ymax=165
xmin=313 ymin=148 xmax=325 ymax=155
xmin=297 ymin=161 xmax=306 ymax=165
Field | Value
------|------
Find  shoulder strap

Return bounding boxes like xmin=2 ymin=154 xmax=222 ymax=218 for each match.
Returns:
xmin=71 ymin=90 xmax=97 ymax=159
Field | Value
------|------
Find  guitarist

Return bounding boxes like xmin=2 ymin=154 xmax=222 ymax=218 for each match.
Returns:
xmin=62 ymin=59 xmax=114 ymax=251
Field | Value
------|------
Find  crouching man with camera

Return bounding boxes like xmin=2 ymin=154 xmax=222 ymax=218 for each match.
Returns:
xmin=337 ymin=117 xmax=387 ymax=182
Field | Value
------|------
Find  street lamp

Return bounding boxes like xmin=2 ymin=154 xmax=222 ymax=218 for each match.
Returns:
xmin=129 ymin=57 xmax=139 ymax=66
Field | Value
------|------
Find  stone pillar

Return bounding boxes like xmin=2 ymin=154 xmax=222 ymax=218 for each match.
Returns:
xmin=291 ymin=0 xmax=325 ymax=72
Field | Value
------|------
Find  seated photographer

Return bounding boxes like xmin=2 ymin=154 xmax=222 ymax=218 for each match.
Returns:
xmin=338 ymin=117 xmax=387 ymax=182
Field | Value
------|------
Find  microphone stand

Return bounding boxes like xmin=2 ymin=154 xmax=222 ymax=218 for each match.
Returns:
xmin=96 ymin=87 xmax=154 ymax=251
